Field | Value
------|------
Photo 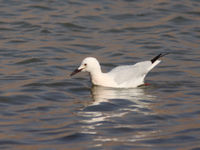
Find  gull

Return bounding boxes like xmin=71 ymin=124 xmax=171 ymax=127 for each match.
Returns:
xmin=70 ymin=53 xmax=169 ymax=88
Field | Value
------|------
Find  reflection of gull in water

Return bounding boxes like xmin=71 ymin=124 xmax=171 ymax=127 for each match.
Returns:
xmin=91 ymin=85 xmax=155 ymax=107
xmin=79 ymin=86 xmax=157 ymax=142
xmin=80 ymin=85 xmax=155 ymax=123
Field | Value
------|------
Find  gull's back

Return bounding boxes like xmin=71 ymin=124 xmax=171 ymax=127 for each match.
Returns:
xmin=107 ymin=60 xmax=160 ymax=87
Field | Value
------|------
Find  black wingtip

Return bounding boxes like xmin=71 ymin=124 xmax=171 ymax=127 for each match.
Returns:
xmin=151 ymin=53 xmax=170 ymax=63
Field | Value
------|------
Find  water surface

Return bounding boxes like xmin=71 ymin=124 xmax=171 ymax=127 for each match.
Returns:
xmin=0 ymin=0 xmax=200 ymax=149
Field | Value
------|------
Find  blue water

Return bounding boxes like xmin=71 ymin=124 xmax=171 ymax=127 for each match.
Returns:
xmin=0 ymin=0 xmax=200 ymax=149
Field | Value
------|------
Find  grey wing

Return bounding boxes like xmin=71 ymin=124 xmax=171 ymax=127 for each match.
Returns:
xmin=108 ymin=61 xmax=153 ymax=84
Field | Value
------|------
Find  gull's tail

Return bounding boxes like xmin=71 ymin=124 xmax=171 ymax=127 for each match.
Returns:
xmin=151 ymin=53 xmax=170 ymax=64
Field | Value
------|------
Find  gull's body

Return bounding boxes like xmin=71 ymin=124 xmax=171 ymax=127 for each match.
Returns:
xmin=70 ymin=53 xmax=168 ymax=88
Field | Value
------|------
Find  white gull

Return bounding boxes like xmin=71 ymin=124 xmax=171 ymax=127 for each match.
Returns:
xmin=70 ymin=53 xmax=168 ymax=88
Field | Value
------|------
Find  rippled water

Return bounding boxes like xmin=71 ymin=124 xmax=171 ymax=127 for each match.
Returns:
xmin=0 ymin=0 xmax=200 ymax=149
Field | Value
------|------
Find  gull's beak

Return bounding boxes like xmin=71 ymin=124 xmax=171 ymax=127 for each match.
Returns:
xmin=70 ymin=68 xmax=82 ymax=76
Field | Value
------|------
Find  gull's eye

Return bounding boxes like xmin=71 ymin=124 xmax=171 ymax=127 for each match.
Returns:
xmin=84 ymin=63 xmax=87 ymax=66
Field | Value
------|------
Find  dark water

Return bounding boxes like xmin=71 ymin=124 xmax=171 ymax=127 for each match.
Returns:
xmin=0 ymin=0 xmax=200 ymax=149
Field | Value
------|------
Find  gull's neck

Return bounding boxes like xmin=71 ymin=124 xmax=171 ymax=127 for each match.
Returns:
xmin=89 ymin=67 xmax=104 ymax=85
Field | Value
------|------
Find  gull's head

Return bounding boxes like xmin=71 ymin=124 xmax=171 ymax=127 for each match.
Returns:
xmin=70 ymin=57 xmax=101 ymax=76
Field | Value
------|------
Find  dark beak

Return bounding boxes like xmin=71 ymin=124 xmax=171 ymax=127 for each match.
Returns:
xmin=70 ymin=68 xmax=82 ymax=76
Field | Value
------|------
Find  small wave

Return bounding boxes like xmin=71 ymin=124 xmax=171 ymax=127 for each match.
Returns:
xmin=186 ymin=11 xmax=200 ymax=16
xmin=70 ymin=44 xmax=104 ymax=51
xmin=110 ymin=13 xmax=136 ymax=20
xmin=56 ymin=133 xmax=92 ymax=143
xmin=28 ymin=5 xmax=54 ymax=11
xmin=59 ymin=22 xmax=86 ymax=31
xmin=169 ymin=16 xmax=193 ymax=25
xmin=76 ymin=15 xmax=103 ymax=22
xmin=84 ymin=102 xmax=119 ymax=112
xmin=0 ymin=27 xmax=15 ymax=31
xmin=13 ymin=21 xmax=41 ymax=29
xmin=16 ymin=58 xmax=43 ymax=65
